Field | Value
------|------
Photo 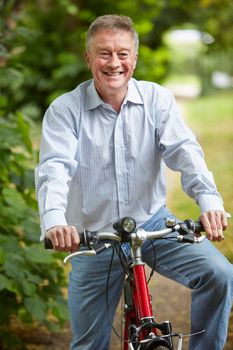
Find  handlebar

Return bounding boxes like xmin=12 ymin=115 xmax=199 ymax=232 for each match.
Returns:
xmin=44 ymin=218 xmax=207 ymax=265
xmin=44 ymin=218 xmax=205 ymax=250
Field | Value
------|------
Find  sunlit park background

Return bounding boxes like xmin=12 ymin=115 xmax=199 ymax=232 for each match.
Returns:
xmin=0 ymin=0 xmax=232 ymax=349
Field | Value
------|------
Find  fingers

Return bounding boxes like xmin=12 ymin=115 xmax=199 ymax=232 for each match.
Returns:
xmin=200 ymin=211 xmax=228 ymax=242
xmin=45 ymin=225 xmax=80 ymax=252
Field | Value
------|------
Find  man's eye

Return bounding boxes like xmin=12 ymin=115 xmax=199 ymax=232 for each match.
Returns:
xmin=118 ymin=52 xmax=128 ymax=58
xmin=99 ymin=52 xmax=110 ymax=58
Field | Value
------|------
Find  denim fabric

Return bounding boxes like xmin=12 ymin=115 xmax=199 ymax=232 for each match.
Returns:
xmin=68 ymin=207 xmax=233 ymax=349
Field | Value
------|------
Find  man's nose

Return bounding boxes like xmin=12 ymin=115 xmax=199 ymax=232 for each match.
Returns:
xmin=108 ymin=53 xmax=120 ymax=67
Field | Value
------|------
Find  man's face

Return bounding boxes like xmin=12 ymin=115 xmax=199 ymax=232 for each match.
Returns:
xmin=85 ymin=29 xmax=138 ymax=99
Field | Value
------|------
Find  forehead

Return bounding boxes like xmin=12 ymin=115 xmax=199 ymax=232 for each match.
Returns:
xmin=89 ymin=29 xmax=135 ymax=51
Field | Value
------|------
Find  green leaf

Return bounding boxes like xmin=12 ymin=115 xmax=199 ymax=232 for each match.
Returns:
xmin=2 ymin=187 xmax=27 ymax=219
xmin=0 ymin=67 xmax=24 ymax=91
xmin=0 ymin=274 xmax=10 ymax=291
xmin=23 ymin=280 xmax=37 ymax=296
xmin=6 ymin=279 xmax=20 ymax=294
xmin=22 ymin=215 xmax=41 ymax=243
xmin=0 ymin=246 xmax=5 ymax=264
xmin=0 ymin=119 xmax=22 ymax=149
xmin=0 ymin=95 xmax=8 ymax=108
xmin=4 ymin=258 xmax=25 ymax=282
xmin=16 ymin=111 xmax=33 ymax=153
xmin=0 ymin=274 xmax=20 ymax=295
xmin=25 ymin=271 xmax=42 ymax=284
xmin=50 ymin=296 xmax=69 ymax=321
xmin=0 ymin=234 xmax=18 ymax=249
xmin=24 ymin=296 xmax=47 ymax=322
xmin=24 ymin=246 xmax=54 ymax=264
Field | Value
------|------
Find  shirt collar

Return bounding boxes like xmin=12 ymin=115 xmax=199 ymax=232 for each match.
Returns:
xmin=85 ymin=78 xmax=143 ymax=111
xmin=125 ymin=78 xmax=143 ymax=105
xmin=85 ymin=80 xmax=103 ymax=110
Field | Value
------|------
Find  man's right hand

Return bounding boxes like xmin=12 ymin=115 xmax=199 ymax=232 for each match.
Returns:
xmin=45 ymin=225 xmax=80 ymax=252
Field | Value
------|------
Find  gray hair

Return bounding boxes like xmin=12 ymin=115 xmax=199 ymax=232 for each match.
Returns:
xmin=86 ymin=14 xmax=139 ymax=53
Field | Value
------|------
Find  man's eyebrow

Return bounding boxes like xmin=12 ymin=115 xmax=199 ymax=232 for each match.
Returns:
xmin=96 ymin=46 xmax=131 ymax=51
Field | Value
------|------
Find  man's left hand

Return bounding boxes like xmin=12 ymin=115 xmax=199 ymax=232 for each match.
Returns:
xmin=200 ymin=210 xmax=228 ymax=242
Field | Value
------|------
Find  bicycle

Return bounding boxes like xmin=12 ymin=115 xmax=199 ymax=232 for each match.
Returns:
xmin=44 ymin=216 xmax=206 ymax=350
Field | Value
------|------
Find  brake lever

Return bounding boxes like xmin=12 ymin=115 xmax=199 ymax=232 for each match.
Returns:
xmin=177 ymin=233 xmax=206 ymax=243
xmin=177 ymin=232 xmax=196 ymax=243
xmin=177 ymin=222 xmax=206 ymax=243
xmin=63 ymin=243 xmax=113 ymax=265
xmin=63 ymin=249 xmax=96 ymax=265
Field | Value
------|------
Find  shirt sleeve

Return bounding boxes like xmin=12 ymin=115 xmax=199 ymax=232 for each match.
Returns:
xmin=35 ymin=103 xmax=78 ymax=240
xmin=157 ymin=90 xmax=225 ymax=213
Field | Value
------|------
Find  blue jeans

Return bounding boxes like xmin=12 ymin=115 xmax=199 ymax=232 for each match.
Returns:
xmin=68 ymin=207 xmax=233 ymax=349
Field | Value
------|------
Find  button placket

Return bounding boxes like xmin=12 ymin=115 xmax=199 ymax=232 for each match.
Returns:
xmin=114 ymin=112 xmax=129 ymax=217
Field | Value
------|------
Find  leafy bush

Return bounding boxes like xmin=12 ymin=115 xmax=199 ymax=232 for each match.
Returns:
xmin=0 ymin=0 xmax=171 ymax=123
xmin=0 ymin=104 xmax=69 ymax=350
xmin=0 ymin=3 xmax=69 ymax=349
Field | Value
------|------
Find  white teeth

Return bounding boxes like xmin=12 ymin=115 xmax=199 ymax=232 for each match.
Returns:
xmin=105 ymin=72 xmax=122 ymax=76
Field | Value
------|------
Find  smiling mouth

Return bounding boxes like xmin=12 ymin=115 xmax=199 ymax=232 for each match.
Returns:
xmin=103 ymin=72 xmax=123 ymax=76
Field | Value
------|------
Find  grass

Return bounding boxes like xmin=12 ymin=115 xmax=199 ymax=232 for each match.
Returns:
xmin=183 ymin=91 xmax=233 ymax=126
xmin=163 ymin=74 xmax=201 ymax=96
xmin=167 ymin=90 xmax=233 ymax=261
xmin=163 ymin=73 xmax=201 ymax=88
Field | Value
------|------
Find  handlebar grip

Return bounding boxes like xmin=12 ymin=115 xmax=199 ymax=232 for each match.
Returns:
xmin=44 ymin=237 xmax=53 ymax=249
xmin=194 ymin=220 xmax=204 ymax=233
xmin=184 ymin=219 xmax=204 ymax=233
xmin=44 ymin=231 xmax=87 ymax=249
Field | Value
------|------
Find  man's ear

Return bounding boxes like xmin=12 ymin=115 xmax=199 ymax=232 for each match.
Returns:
xmin=133 ymin=53 xmax=138 ymax=70
xmin=85 ymin=52 xmax=90 ymax=68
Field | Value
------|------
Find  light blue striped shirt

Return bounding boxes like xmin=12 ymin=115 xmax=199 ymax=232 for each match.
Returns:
xmin=35 ymin=78 xmax=224 ymax=239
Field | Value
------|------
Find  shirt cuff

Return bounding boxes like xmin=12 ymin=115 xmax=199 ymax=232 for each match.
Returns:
xmin=197 ymin=194 xmax=225 ymax=213
xmin=39 ymin=210 xmax=67 ymax=240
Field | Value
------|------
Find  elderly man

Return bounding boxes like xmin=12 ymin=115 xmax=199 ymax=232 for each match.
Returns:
xmin=35 ymin=14 xmax=233 ymax=350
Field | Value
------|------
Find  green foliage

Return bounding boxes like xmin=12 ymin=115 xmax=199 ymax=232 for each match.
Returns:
xmin=0 ymin=112 xmax=69 ymax=348
xmin=0 ymin=3 xmax=69 ymax=349
xmin=135 ymin=45 xmax=170 ymax=82
xmin=2 ymin=0 xmax=231 ymax=120
xmin=0 ymin=111 xmax=69 ymax=349
xmin=0 ymin=0 xmax=173 ymax=121
xmin=147 ymin=0 xmax=233 ymax=94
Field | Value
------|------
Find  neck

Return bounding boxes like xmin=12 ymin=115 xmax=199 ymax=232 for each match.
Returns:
xmin=103 ymin=93 xmax=125 ymax=113
xmin=95 ymin=85 xmax=128 ymax=113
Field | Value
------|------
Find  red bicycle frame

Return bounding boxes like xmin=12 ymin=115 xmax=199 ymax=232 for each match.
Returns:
xmin=123 ymin=266 xmax=157 ymax=349
xmin=123 ymin=240 xmax=165 ymax=350
xmin=133 ymin=265 xmax=153 ymax=318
